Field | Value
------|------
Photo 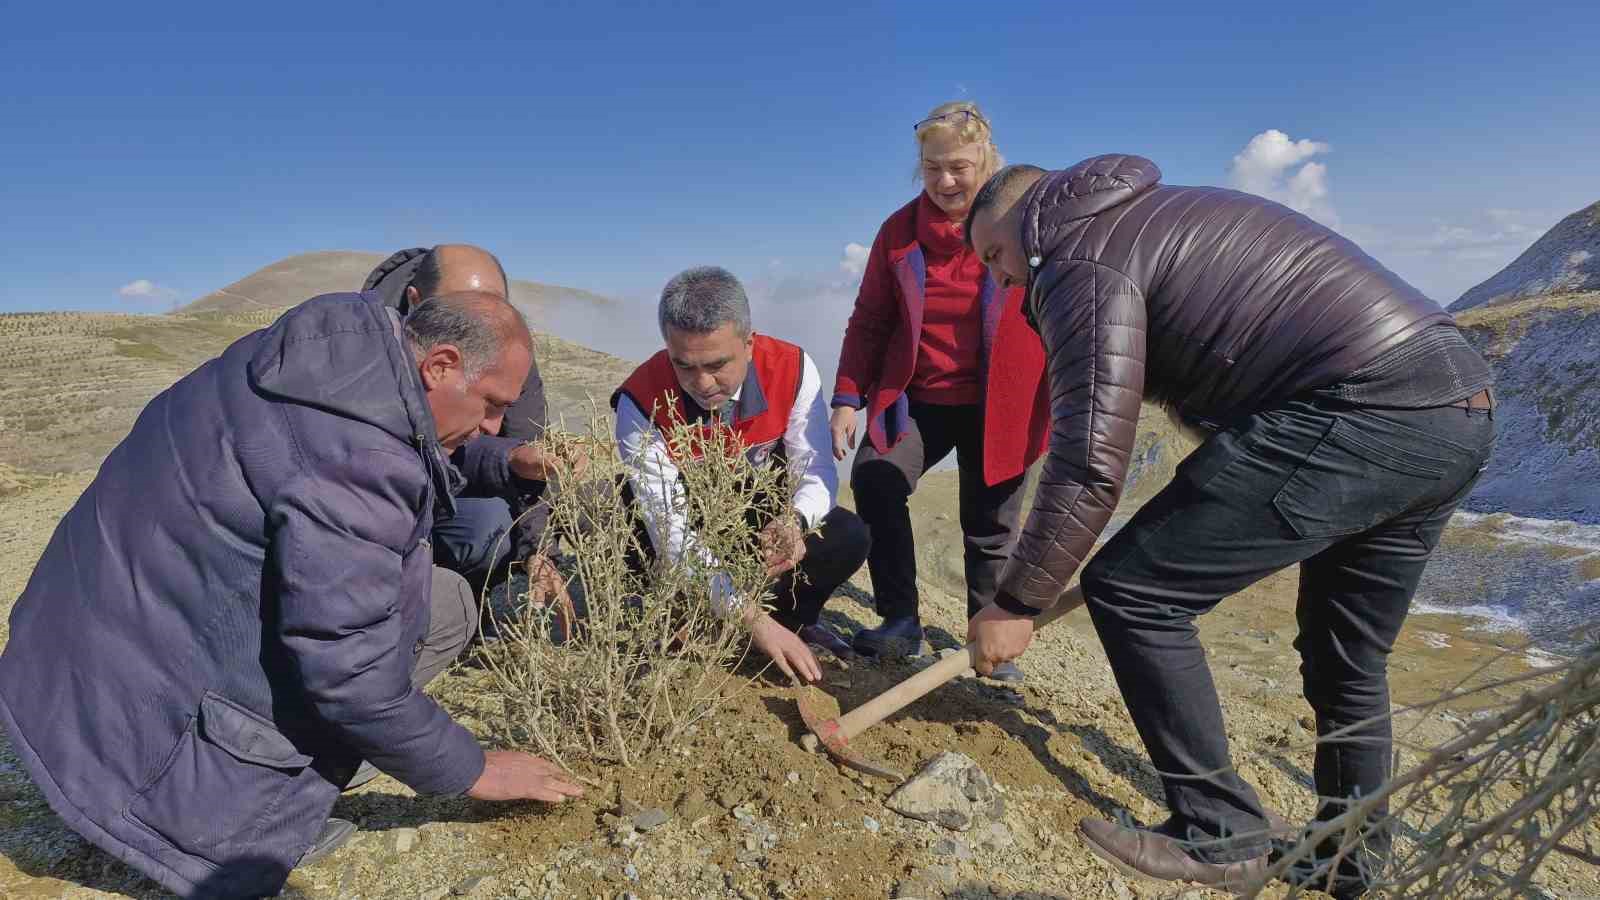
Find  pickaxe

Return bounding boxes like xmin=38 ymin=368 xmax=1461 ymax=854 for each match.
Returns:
xmin=797 ymin=585 xmax=1084 ymax=780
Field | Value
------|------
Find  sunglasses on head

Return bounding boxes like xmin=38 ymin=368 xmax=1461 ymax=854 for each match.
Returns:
xmin=913 ymin=109 xmax=989 ymax=132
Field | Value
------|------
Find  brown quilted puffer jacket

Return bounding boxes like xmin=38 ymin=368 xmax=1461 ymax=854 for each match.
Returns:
xmin=999 ymin=154 xmax=1450 ymax=611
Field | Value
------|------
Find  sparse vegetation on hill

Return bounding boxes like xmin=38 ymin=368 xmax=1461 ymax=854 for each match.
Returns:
xmin=1451 ymin=201 xmax=1600 ymax=312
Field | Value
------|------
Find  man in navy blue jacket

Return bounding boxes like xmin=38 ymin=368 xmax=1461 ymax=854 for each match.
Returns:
xmin=0 ymin=290 xmax=582 ymax=899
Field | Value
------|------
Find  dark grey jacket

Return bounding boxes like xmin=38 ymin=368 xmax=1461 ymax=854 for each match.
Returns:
xmin=364 ymin=250 xmax=552 ymax=560
xmin=0 ymin=292 xmax=523 ymax=898
xmin=999 ymin=155 xmax=1451 ymax=610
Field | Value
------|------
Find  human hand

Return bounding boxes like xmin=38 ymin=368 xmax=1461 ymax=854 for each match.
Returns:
xmin=525 ymin=553 xmax=576 ymax=641
xmin=465 ymin=750 xmax=585 ymax=802
xmin=759 ymin=517 xmax=807 ymax=577
xmin=747 ymin=612 xmax=822 ymax=683
xmin=509 ymin=440 xmax=591 ymax=483
xmin=966 ymin=604 xmax=1036 ymax=676
xmin=829 ymin=406 xmax=858 ymax=461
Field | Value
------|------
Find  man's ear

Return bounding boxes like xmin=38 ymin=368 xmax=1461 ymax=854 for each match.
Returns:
xmin=418 ymin=344 xmax=464 ymax=390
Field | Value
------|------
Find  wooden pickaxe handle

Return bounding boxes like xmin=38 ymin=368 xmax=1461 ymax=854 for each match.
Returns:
xmin=831 ymin=585 xmax=1083 ymax=742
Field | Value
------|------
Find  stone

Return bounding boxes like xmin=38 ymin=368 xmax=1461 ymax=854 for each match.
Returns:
xmin=451 ymin=875 xmax=499 ymax=896
xmin=676 ymin=788 xmax=709 ymax=819
xmin=717 ymin=786 xmax=742 ymax=809
xmin=929 ymin=836 xmax=972 ymax=860
xmin=632 ymin=807 xmax=671 ymax=831
xmin=977 ymin=821 xmax=1015 ymax=851
xmin=786 ymin=771 xmax=800 ymax=784
xmin=922 ymin=864 xmax=958 ymax=886
xmin=389 ymin=827 xmax=418 ymax=854
xmin=863 ymin=815 xmax=881 ymax=833
xmin=884 ymin=752 xmax=1005 ymax=831
xmin=623 ymin=863 xmax=639 ymax=881
xmin=892 ymin=877 xmax=942 ymax=899
xmin=420 ymin=889 xmax=450 ymax=900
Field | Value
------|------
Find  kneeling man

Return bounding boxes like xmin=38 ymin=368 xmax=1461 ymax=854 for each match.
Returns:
xmin=0 ymin=290 xmax=581 ymax=899
xmin=613 ymin=266 xmax=869 ymax=683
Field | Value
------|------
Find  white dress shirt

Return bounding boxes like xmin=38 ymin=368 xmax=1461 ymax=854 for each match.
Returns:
xmin=615 ymin=350 xmax=836 ymax=617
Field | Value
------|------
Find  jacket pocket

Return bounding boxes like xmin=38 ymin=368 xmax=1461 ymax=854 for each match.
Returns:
xmin=124 ymin=692 xmax=313 ymax=862
xmin=1272 ymin=417 xmax=1450 ymax=540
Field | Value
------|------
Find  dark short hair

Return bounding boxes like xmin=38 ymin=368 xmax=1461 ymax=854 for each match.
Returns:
xmin=658 ymin=266 xmax=752 ymax=338
xmin=411 ymin=247 xmax=510 ymax=303
xmin=963 ymin=164 xmax=1047 ymax=248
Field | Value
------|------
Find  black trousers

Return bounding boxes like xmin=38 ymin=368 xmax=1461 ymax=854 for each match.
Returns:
xmin=623 ymin=479 xmax=869 ymax=632
xmin=851 ymin=401 xmax=1025 ymax=621
xmin=1080 ymin=397 xmax=1494 ymax=862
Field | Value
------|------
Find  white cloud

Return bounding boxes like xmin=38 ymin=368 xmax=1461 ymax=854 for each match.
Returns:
xmin=117 ymin=279 xmax=182 ymax=307
xmin=1228 ymin=129 xmax=1338 ymax=226
xmin=840 ymin=242 xmax=870 ymax=278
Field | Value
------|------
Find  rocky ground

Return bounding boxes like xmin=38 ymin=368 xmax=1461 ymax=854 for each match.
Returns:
xmin=1 ymin=311 xmax=1597 ymax=899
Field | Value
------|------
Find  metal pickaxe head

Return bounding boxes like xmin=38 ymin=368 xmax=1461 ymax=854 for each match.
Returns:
xmin=795 ymin=681 xmax=904 ymax=782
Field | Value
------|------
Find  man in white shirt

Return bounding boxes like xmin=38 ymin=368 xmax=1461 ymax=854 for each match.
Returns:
xmin=612 ymin=266 xmax=869 ymax=683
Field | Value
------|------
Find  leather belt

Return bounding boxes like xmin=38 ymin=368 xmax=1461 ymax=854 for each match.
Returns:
xmin=1450 ymin=387 xmax=1495 ymax=410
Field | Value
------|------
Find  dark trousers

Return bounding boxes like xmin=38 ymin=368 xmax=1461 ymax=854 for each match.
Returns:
xmin=433 ymin=497 xmax=515 ymax=594
xmin=851 ymin=401 xmax=1025 ymax=621
xmin=1080 ymin=397 xmax=1494 ymax=862
xmin=622 ymin=479 xmax=870 ymax=632
xmin=768 ymin=507 xmax=871 ymax=631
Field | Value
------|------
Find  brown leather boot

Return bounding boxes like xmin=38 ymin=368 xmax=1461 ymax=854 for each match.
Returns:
xmin=1078 ymin=818 xmax=1269 ymax=894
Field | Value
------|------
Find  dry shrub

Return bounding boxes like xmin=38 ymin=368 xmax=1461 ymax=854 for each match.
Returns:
xmin=476 ymin=402 xmax=797 ymax=771
xmin=1257 ymin=636 xmax=1600 ymax=898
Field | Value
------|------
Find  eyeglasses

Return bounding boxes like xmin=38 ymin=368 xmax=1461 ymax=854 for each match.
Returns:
xmin=913 ymin=109 xmax=989 ymax=133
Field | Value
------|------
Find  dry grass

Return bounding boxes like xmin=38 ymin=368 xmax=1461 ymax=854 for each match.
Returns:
xmin=1254 ymin=636 xmax=1600 ymax=899
xmin=475 ymin=401 xmax=801 ymax=772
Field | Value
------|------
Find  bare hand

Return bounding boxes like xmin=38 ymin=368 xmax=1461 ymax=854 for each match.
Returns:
xmin=759 ymin=517 xmax=807 ymax=577
xmin=525 ymin=553 xmax=576 ymax=642
xmin=509 ymin=442 xmax=561 ymax=482
xmin=966 ymin=604 xmax=1036 ymax=676
xmin=466 ymin=750 xmax=585 ymax=802
xmin=748 ymin=612 xmax=822 ymax=683
xmin=829 ymin=406 xmax=858 ymax=461
xmin=509 ymin=440 xmax=591 ymax=483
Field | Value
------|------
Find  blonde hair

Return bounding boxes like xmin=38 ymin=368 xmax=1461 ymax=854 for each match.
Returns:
xmin=913 ymin=100 xmax=1004 ymax=182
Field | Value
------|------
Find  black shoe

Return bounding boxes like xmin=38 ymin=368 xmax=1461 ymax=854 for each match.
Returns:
xmin=852 ymin=616 xmax=926 ymax=659
xmin=297 ymin=818 xmax=356 ymax=869
xmin=797 ymin=623 xmax=855 ymax=659
xmin=986 ymin=660 xmax=1026 ymax=683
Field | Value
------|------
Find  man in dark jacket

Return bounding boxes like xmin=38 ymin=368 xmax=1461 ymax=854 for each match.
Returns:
xmin=363 ymin=244 xmax=555 ymax=596
xmin=0 ymin=290 xmax=583 ymax=899
xmin=964 ymin=155 xmax=1495 ymax=895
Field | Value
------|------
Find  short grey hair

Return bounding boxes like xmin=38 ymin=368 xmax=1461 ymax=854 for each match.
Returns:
xmin=658 ymin=266 xmax=752 ymax=338
xmin=403 ymin=290 xmax=529 ymax=382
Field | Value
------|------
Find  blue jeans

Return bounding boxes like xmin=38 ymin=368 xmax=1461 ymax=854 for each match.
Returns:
xmin=1081 ymin=397 xmax=1494 ymax=862
xmin=433 ymin=497 xmax=515 ymax=593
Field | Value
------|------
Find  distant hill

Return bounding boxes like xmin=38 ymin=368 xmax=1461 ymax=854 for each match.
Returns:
xmin=181 ymin=250 xmax=621 ymax=331
xmin=1456 ymin=291 xmax=1600 ymax=523
xmin=1450 ymin=201 xmax=1600 ymax=312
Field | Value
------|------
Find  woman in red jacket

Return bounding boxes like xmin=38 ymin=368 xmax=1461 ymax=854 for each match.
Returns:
xmin=830 ymin=101 xmax=1049 ymax=680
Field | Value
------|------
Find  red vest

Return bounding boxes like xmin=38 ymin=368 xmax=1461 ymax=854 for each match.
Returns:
xmin=612 ymin=334 xmax=804 ymax=463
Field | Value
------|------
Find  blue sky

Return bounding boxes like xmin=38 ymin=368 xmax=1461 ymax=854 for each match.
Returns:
xmin=4 ymin=0 xmax=1598 ymax=357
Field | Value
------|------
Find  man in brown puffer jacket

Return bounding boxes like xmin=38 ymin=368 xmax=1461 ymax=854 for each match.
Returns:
xmin=963 ymin=155 xmax=1495 ymax=896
